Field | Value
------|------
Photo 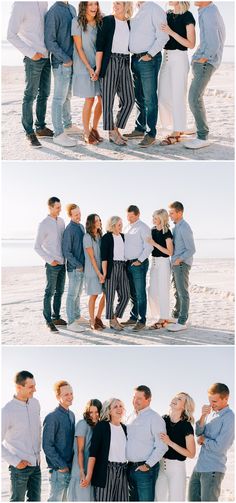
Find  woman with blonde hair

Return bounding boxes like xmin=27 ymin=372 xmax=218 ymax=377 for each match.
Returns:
xmin=95 ymin=2 xmax=135 ymax=145
xmin=147 ymin=209 xmax=173 ymax=329
xmin=72 ymin=2 xmax=103 ymax=144
xmin=155 ymin=392 xmax=196 ymax=501
xmin=101 ymin=216 xmax=130 ymax=331
xmin=158 ymin=1 xmax=196 ymax=145
xmin=81 ymin=398 xmax=128 ymax=501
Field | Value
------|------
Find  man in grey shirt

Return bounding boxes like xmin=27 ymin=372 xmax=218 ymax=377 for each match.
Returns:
xmin=34 ymin=196 xmax=66 ymax=332
xmin=123 ymin=205 xmax=153 ymax=331
xmin=127 ymin=385 xmax=167 ymax=501
xmin=124 ymin=2 xmax=168 ymax=147
xmin=167 ymin=201 xmax=195 ymax=332
xmin=2 ymin=370 xmax=41 ymax=502
xmin=188 ymin=383 xmax=234 ymax=501
xmin=184 ymin=2 xmax=226 ymax=150
xmin=7 ymin=2 xmax=53 ymax=148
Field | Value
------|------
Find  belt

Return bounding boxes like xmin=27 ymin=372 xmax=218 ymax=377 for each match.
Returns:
xmin=132 ymin=52 xmax=148 ymax=59
xmin=128 ymin=461 xmax=146 ymax=468
xmin=126 ymin=259 xmax=138 ymax=264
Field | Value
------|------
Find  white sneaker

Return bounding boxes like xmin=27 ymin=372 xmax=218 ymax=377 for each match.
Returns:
xmin=64 ymin=124 xmax=83 ymax=135
xmin=167 ymin=323 xmax=187 ymax=332
xmin=167 ymin=317 xmax=178 ymax=324
xmin=76 ymin=316 xmax=90 ymax=325
xmin=53 ymin=132 xmax=77 ymax=147
xmin=67 ymin=321 xmax=84 ymax=333
xmin=183 ymin=138 xmax=211 ymax=149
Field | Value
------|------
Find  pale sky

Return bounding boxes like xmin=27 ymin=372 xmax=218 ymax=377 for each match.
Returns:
xmin=1 ymin=346 xmax=234 ymax=421
xmin=2 ymin=161 xmax=234 ymax=240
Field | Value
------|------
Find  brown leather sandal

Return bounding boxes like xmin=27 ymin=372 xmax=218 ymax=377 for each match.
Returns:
xmin=84 ymin=132 xmax=99 ymax=145
xmin=90 ymin=128 xmax=104 ymax=142
xmin=95 ymin=317 xmax=106 ymax=329
xmin=160 ymin=135 xmax=181 ymax=146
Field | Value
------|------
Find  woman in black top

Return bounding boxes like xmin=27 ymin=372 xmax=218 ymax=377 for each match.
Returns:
xmin=81 ymin=398 xmax=128 ymax=501
xmin=101 ymin=216 xmax=130 ymax=331
xmin=158 ymin=2 xmax=196 ymax=145
xmin=147 ymin=209 xmax=173 ymax=330
xmin=95 ymin=2 xmax=135 ymax=145
xmin=155 ymin=392 xmax=196 ymax=501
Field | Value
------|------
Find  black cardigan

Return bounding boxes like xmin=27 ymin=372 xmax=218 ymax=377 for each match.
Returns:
xmin=101 ymin=232 xmax=125 ymax=280
xmin=89 ymin=420 xmax=127 ymax=488
xmin=96 ymin=15 xmax=130 ymax=78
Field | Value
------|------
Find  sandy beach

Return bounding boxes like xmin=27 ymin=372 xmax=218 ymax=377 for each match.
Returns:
xmin=1 ymin=444 xmax=234 ymax=502
xmin=1 ymin=63 xmax=234 ymax=161
xmin=2 ymin=258 xmax=234 ymax=346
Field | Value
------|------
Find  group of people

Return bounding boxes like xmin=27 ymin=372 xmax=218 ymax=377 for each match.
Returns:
xmin=2 ymin=372 xmax=234 ymax=502
xmin=7 ymin=1 xmax=226 ymax=150
xmin=34 ymin=199 xmax=196 ymax=334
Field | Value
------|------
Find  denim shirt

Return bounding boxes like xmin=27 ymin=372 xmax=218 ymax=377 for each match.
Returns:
xmin=45 ymin=2 xmax=76 ymax=68
xmin=62 ymin=221 xmax=85 ymax=272
xmin=43 ymin=405 xmax=75 ymax=470
xmin=171 ymin=219 xmax=195 ymax=267
xmin=194 ymin=406 xmax=234 ymax=473
xmin=192 ymin=3 xmax=226 ymax=69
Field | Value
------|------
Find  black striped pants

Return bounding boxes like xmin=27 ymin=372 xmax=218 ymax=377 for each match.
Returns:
xmin=94 ymin=462 xmax=129 ymax=501
xmin=105 ymin=261 xmax=130 ymax=319
xmin=101 ymin=53 xmax=135 ymax=130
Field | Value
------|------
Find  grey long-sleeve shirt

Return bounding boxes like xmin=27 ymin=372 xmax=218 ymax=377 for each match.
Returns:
xmin=2 ymin=397 xmax=41 ymax=467
xmin=34 ymin=215 xmax=65 ymax=265
xmin=7 ymin=2 xmax=48 ymax=58
xmin=192 ymin=3 xmax=226 ymax=69
xmin=129 ymin=2 xmax=169 ymax=56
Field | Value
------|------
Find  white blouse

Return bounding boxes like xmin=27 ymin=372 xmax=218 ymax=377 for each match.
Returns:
xmin=111 ymin=18 xmax=130 ymax=54
xmin=108 ymin=423 xmax=127 ymax=462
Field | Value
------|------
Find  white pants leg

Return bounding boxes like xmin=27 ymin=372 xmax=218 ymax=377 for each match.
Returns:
xmin=155 ymin=458 xmax=187 ymax=502
xmin=159 ymin=50 xmax=190 ymax=132
xmin=148 ymin=257 xmax=171 ymax=320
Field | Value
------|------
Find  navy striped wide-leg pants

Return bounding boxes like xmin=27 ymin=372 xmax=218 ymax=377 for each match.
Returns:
xmin=94 ymin=462 xmax=128 ymax=501
xmin=105 ymin=261 xmax=130 ymax=320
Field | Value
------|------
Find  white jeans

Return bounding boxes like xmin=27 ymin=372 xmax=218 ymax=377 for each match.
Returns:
xmin=159 ymin=50 xmax=190 ymax=132
xmin=155 ymin=458 xmax=186 ymax=501
xmin=148 ymin=257 xmax=170 ymax=319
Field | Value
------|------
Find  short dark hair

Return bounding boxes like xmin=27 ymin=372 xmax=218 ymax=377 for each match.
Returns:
xmin=127 ymin=205 xmax=140 ymax=215
xmin=169 ymin=201 xmax=184 ymax=212
xmin=14 ymin=371 xmax=34 ymax=386
xmin=208 ymin=383 xmax=230 ymax=398
xmin=135 ymin=385 xmax=152 ymax=399
xmin=48 ymin=197 xmax=60 ymax=207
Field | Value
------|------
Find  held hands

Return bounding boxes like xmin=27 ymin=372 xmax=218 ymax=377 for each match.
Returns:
xmin=160 ymin=433 xmax=171 ymax=445
xmin=31 ymin=52 xmax=45 ymax=60
xmin=135 ymin=464 xmax=150 ymax=472
xmin=16 ymin=460 xmax=32 ymax=469
xmin=89 ymin=67 xmax=99 ymax=81
xmin=80 ymin=475 xmax=91 ymax=488
xmin=160 ymin=23 xmax=172 ymax=35
xmin=79 ymin=470 xmax=86 ymax=483
xmin=98 ymin=272 xmax=105 ymax=284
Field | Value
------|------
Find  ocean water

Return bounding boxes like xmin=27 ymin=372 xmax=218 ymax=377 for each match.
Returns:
xmin=1 ymin=238 xmax=234 ymax=267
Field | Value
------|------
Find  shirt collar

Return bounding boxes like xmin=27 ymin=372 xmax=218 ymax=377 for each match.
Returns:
xmin=174 ymin=218 xmax=184 ymax=228
xmin=213 ymin=405 xmax=230 ymax=417
xmin=136 ymin=405 xmax=150 ymax=416
xmin=57 ymin=404 xmax=70 ymax=414
xmin=13 ymin=396 xmax=29 ymax=406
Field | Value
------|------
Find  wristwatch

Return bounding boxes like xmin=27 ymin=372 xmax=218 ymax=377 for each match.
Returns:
xmin=144 ymin=463 xmax=150 ymax=470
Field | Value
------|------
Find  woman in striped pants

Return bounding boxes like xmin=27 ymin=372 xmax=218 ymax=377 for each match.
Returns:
xmin=101 ymin=216 xmax=130 ymax=332
xmin=81 ymin=398 xmax=128 ymax=501
xmin=95 ymin=2 xmax=135 ymax=145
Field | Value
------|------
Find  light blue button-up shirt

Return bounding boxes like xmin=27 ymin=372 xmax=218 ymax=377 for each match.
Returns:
xmin=124 ymin=219 xmax=153 ymax=263
xmin=194 ymin=406 xmax=234 ymax=473
xmin=129 ymin=2 xmax=169 ymax=57
xmin=192 ymin=3 xmax=226 ymax=69
xmin=126 ymin=406 xmax=168 ymax=467
xmin=171 ymin=219 xmax=195 ymax=267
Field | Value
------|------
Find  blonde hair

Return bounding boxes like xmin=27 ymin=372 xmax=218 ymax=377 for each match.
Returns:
xmin=53 ymin=380 xmax=70 ymax=397
xmin=106 ymin=216 xmax=122 ymax=232
xmin=153 ymin=209 xmax=170 ymax=234
xmin=100 ymin=398 xmax=125 ymax=421
xmin=176 ymin=392 xmax=195 ymax=424
xmin=66 ymin=203 xmax=78 ymax=217
xmin=169 ymin=2 xmax=190 ymax=14
xmin=113 ymin=2 xmax=134 ymax=20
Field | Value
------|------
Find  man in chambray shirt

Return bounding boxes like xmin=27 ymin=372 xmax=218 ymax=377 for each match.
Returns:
xmin=123 ymin=205 xmax=153 ymax=331
xmin=188 ymin=383 xmax=234 ymax=501
xmin=184 ymin=2 xmax=226 ymax=150
xmin=127 ymin=385 xmax=167 ymax=501
xmin=125 ymin=2 xmax=169 ymax=148
xmin=7 ymin=2 xmax=53 ymax=148
xmin=34 ymin=196 xmax=66 ymax=333
xmin=43 ymin=380 xmax=75 ymax=501
xmin=167 ymin=201 xmax=195 ymax=332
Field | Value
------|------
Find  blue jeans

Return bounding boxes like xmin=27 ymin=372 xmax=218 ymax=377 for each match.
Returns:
xmin=131 ymin=53 xmax=162 ymax=138
xmin=22 ymin=57 xmax=51 ymax=134
xmin=126 ymin=259 xmax=149 ymax=324
xmin=48 ymin=470 xmax=71 ymax=501
xmin=188 ymin=471 xmax=225 ymax=501
xmin=172 ymin=262 xmax=191 ymax=325
xmin=52 ymin=65 xmax=73 ymax=136
xmin=9 ymin=465 xmax=41 ymax=502
xmin=188 ymin=62 xmax=215 ymax=140
xmin=43 ymin=264 xmax=66 ymax=323
xmin=66 ymin=269 xmax=84 ymax=324
xmin=127 ymin=463 xmax=159 ymax=501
